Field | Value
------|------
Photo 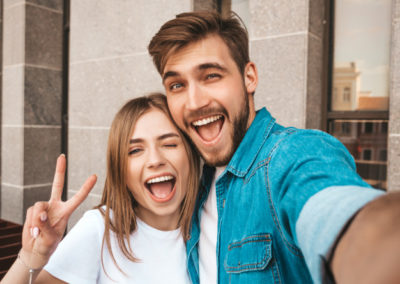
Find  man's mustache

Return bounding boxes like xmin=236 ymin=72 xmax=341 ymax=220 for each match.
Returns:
xmin=183 ymin=106 xmax=229 ymax=128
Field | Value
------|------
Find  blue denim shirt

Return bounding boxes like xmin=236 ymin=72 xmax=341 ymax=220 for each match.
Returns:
xmin=186 ymin=108 xmax=383 ymax=283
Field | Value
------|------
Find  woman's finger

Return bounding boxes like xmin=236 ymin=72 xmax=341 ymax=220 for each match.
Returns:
xmin=64 ymin=174 xmax=97 ymax=216
xmin=22 ymin=207 xmax=34 ymax=242
xmin=50 ymin=154 xmax=66 ymax=201
xmin=31 ymin=201 xmax=49 ymax=233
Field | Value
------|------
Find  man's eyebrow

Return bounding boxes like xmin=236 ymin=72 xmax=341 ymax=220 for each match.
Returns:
xmin=198 ymin=62 xmax=227 ymax=72
xmin=162 ymin=63 xmax=228 ymax=83
xmin=162 ymin=71 xmax=179 ymax=83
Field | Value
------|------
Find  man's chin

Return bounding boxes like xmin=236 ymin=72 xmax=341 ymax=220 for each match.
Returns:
xmin=201 ymin=149 xmax=233 ymax=167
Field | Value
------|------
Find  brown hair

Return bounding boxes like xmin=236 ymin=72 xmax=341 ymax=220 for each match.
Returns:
xmin=96 ymin=93 xmax=200 ymax=274
xmin=148 ymin=11 xmax=249 ymax=75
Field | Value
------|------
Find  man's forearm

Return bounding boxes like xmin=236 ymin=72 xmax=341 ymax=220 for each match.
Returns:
xmin=331 ymin=191 xmax=400 ymax=284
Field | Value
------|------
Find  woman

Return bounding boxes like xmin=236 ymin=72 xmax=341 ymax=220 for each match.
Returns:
xmin=2 ymin=93 xmax=200 ymax=283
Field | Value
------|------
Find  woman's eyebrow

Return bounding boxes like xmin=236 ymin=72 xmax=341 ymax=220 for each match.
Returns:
xmin=129 ymin=138 xmax=143 ymax=144
xmin=158 ymin=133 xmax=180 ymax=141
xmin=129 ymin=133 xmax=179 ymax=144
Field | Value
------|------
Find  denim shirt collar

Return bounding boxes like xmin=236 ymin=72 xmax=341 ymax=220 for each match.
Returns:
xmin=226 ymin=108 xmax=276 ymax=177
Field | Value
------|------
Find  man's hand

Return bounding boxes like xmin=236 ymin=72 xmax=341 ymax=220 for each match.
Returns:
xmin=331 ymin=192 xmax=400 ymax=284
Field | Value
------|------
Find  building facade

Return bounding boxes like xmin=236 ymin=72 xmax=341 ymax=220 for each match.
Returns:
xmin=1 ymin=0 xmax=400 ymax=226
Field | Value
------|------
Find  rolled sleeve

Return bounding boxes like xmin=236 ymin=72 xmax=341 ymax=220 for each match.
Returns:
xmin=296 ymin=185 xmax=384 ymax=283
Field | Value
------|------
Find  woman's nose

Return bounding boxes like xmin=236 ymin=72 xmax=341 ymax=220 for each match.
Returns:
xmin=146 ymin=147 xmax=165 ymax=168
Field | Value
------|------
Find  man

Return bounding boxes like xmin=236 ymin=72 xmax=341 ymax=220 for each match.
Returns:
xmin=148 ymin=11 xmax=400 ymax=283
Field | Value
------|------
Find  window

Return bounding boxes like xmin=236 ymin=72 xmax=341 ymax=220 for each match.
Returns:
xmin=363 ymin=122 xmax=374 ymax=134
xmin=362 ymin=149 xmax=372 ymax=161
xmin=379 ymin=149 xmax=387 ymax=161
xmin=327 ymin=0 xmax=391 ymax=190
xmin=380 ymin=122 xmax=388 ymax=133
xmin=343 ymin=87 xmax=351 ymax=102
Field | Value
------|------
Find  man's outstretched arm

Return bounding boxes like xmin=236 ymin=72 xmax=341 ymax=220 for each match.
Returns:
xmin=331 ymin=191 xmax=400 ymax=284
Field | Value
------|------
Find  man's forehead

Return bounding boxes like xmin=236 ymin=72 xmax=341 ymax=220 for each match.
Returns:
xmin=162 ymin=36 xmax=232 ymax=76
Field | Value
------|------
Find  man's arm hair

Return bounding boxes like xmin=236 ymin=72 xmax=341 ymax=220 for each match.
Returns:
xmin=331 ymin=191 xmax=400 ymax=284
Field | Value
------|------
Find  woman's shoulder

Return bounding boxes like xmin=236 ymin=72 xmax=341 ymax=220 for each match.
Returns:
xmin=69 ymin=207 xmax=108 ymax=234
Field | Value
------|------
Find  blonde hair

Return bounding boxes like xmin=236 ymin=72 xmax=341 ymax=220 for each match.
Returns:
xmin=96 ymin=93 xmax=200 ymax=274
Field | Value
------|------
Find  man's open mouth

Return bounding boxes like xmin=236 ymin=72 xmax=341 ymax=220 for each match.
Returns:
xmin=191 ymin=115 xmax=224 ymax=142
xmin=145 ymin=175 xmax=176 ymax=202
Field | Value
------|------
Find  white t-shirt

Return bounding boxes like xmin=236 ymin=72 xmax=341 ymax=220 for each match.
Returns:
xmin=199 ymin=166 xmax=225 ymax=284
xmin=44 ymin=209 xmax=190 ymax=284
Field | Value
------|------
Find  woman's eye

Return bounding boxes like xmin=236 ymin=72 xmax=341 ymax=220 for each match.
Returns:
xmin=129 ymin=148 xmax=142 ymax=155
xmin=164 ymin=144 xmax=177 ymax=148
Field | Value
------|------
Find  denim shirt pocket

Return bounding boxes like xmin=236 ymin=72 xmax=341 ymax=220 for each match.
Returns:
xmin=224 ymin=234 xmax=281 ymax=283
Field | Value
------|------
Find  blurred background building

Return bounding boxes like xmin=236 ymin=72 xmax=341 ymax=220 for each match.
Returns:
xmin=0 ymin=0 xmax=399 ymax=230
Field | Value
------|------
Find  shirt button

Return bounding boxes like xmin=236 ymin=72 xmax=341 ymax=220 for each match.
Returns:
xmin=223 ymin=199 xmax=226 ymax=208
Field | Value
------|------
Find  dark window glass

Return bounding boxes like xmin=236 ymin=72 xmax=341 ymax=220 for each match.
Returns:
xmin=328 ymin=119 xmax=388 ymax=190
xmin=328 ymin=0 xmax=391 ymax=190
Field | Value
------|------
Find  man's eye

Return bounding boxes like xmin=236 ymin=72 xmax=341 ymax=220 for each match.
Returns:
xmin=170 ymin=83 xmax=183 ymax=91
xmin=206 ymin=73 xmax=221 ymax=80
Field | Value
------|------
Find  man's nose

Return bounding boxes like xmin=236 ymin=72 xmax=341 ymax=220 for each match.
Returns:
xmin=186 ymin=83 xmax=210 ymax=110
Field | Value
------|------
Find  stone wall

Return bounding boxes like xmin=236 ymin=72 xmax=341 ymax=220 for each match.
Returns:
xmin=1 ymin=0 xmax=63 ymax=223
xmin=388 ymin=0 xmax=400 ymax=191
xmin=67 ymin=0 xmax=193 ymax=226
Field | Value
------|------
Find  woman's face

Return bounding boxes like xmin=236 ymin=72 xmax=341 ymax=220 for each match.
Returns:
xmin=126 ymin=108 xmax=190 ymax=231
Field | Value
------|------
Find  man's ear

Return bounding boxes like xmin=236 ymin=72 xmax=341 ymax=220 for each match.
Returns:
xmin=244 ymin=62 xmax=258 ymax=94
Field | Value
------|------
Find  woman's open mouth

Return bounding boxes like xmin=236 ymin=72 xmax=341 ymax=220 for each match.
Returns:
xmin=145 ymin=175 xmax=177 ymax=202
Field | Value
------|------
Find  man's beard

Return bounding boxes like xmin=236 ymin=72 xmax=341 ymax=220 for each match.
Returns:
xmin=210 ymin=92 xmax=249 ymax=167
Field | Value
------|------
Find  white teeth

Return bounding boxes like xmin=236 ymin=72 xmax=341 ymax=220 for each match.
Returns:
xmin=147 ymin=175 xmax=174 ymax=184
xmin=192 ymin=115 xmax=222 ymax=127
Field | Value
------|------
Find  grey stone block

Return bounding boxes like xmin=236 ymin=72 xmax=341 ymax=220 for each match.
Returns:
xmin=387 ymin=135 xmax=400 ymax=191
xmin=25 ymin=3 xmax=63 ymax=68
xmin=250 ymin=0 xmax=308 ymax=38
xmin=394 ymin=0 xmax=400 ymax=20
xmin=3 ymin=0 xmax=24 ymax=9
xmin=26 ymin=0 xmax=63 ymax=11
xmin=390 ymin=19 xmax=400 ymax=134
xmin=23 ymin=185 xmax=52 ymax=215
xmin=70 ymin=0 xmax=191 ymax=62
xmin=24 ymin=66 xmax=62 ymax=125
xmin=67 ymin=190 xmax=102 ymax=230
xmin=68 ymin=128 xmax=108 ymax=196
xmin=194 ymin=0 xmax=217 ymax=11
xmin=23 ymin=127 xmax=62 ymax=185
xmin=251 ymin=34 xmax=307 ymax=128
xmin=69 ymin=53 xmax=162 ymax=127
xmin=306 ymin=34 xmax=324 ymax=130
xmin=1 ymin=126 xmax=24 ymax=185
xmin=3 ymin=3 xmax=25 ymax=66
xmin=1 ymin=185 xmax=23 ymax=224
xmin=1 ymin=184 xmax=52 ymax=224
xmin=2 ymin=66 xmax=24 ymax=125
xmin=309 ymin=0 xmax=326 ymax=39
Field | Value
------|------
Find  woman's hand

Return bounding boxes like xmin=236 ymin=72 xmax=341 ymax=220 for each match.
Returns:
xmin=21 ymin=154 xmax=97 ymax=268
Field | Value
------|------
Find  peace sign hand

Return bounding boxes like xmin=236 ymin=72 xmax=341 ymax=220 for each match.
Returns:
xmin=20 ymin=154 xmax=97 ymax=268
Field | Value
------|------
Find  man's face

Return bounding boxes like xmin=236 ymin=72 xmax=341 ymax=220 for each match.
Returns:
xmin=162 ymin=35 xmax=257 ymax=166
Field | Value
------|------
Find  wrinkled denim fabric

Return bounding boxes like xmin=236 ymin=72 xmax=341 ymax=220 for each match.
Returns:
xmin=186 ymin=108 xmax=383 ymax=284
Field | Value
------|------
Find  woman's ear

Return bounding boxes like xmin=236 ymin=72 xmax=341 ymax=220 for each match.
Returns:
xmin=244 ymin=62 xmax=258 ymax=94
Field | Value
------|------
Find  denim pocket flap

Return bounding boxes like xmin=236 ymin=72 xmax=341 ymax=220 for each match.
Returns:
xmin=224 ymin=234 xmax=272 ymax=273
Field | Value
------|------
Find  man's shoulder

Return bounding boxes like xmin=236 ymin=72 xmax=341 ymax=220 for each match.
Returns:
xmin=259 ymin=123 xmax=340 ymax=159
